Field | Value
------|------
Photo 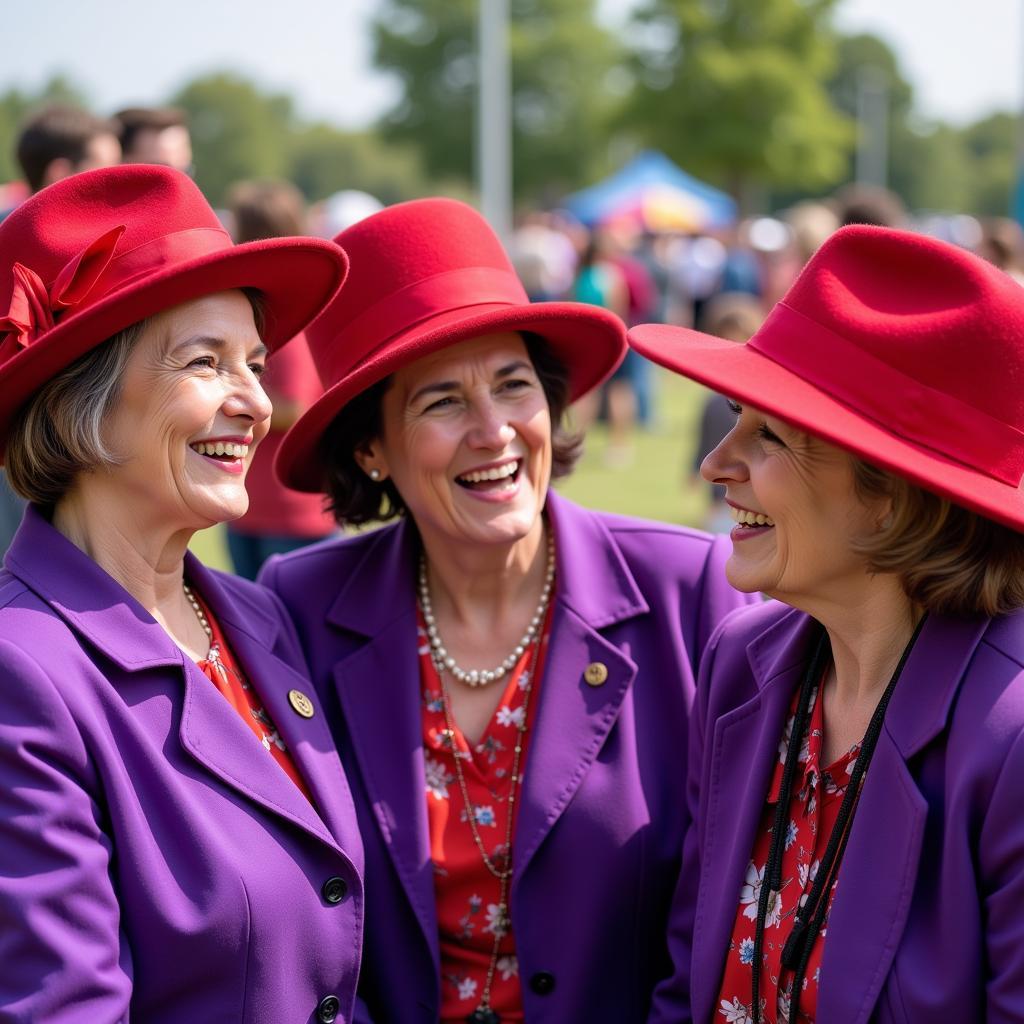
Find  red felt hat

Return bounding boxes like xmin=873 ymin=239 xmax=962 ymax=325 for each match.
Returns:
xmin=276 ymin=197 xmax=626 ymax=492
xmin=0 ymin=164 xmax=348 ymax=459
xmin=629 ymin=224 xmax=1024 ymax=532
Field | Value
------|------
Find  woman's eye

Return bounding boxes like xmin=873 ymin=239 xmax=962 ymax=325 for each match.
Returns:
xmin=189 ymin=356 xmax=216 ymax=369
xmin=425 ymin=397 xmax=456 ymax=412
xmin=726 ymin=399 xmax=742 ymax=416
xmin=249 ymin=362 xmax=266 ymax=378
xmin=758 ymin=424 xmax=784 ymax=445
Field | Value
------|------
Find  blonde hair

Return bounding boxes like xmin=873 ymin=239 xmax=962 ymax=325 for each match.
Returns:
xmin=851 ymin=459 xmax=1024 ymax=617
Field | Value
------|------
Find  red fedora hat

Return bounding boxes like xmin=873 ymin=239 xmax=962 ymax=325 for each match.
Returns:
xmin=0 ymin=164 xmax=348 ymax=458
xmin=629 ymin=225 xmax=1024 ymax=532
xmin=276 ymin=197 xmax=626 ymax=492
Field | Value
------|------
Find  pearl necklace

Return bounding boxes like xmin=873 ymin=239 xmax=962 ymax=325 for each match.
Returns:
xmin=417 ymin=535 xmax=556 ymax=688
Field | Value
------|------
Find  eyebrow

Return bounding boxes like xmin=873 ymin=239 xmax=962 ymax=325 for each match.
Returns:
xmin=408 ymin=360 xmax=534 ymax=405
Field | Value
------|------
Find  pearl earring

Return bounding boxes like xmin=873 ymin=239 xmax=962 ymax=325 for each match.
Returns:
xmin=369 ymin=468 xmax=382 ymax=481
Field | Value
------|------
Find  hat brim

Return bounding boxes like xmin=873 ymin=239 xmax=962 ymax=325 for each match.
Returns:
xmin=629 ymin=323 xmax=1024 ymax=533
xmin=278 ymin=300 xmax=626 ymax=492
xmin=0 ymin=236 xmax=347 ymax=461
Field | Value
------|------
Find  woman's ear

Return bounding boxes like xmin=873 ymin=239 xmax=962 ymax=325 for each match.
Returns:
xmin=354 ymin=440 xmax=388 ymax=483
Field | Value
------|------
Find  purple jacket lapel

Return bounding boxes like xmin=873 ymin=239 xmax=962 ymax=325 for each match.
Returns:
xmin=691 ymin=609 xmax=815 ymax=1024
xmin=324 ymin=520 xmax=440 ymax=969
xmin=513 ymin=491 xmax=648 ymax=876
xmin=816 ymin=613 xmax=988 ymax=1023
xmin=186 ymin=555 xmax=361 ymax=865
xmin=5 ymin=507 xmax=348 ymax=858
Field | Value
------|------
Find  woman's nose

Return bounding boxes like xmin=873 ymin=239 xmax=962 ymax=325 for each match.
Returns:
xmin=701 ymin=428 xmax=748 ymax=485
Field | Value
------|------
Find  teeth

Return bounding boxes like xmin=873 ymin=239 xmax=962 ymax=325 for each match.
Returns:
xmin=193 ymin=442 xmax=249 ymax=459
xmin=459 ymin=461 xmax=518 ymax=484
xmin=730 ymin=506 xmax=775 ymax=527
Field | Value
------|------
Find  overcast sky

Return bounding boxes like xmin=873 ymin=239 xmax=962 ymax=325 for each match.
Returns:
xmin=4 ymin=0 xmax=1020 ymax=128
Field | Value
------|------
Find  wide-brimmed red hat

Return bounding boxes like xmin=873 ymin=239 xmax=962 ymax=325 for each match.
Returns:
xmin=629 ymin=224 xmax=1024 ymax=532
xmin=276 ymin=197 xmax=626 ymax=492
xmin=0 ymin=164 xmax=348 ymax=458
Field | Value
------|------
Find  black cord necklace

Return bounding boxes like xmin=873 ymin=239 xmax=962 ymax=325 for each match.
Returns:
xmin=750 ymin=615 xmax=926 ymax=1024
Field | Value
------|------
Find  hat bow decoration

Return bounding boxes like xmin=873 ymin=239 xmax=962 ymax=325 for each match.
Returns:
xmin=0 ymin=224 xmax=126 ymax=361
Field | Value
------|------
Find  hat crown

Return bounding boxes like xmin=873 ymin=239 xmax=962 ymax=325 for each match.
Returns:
xmin=306 ymin=198 xmax=528 ymax=384
xmin=0 ymin=165 xmax=226 ymax=309
xmin=776 ymin=225 xmax=1024 ymax=430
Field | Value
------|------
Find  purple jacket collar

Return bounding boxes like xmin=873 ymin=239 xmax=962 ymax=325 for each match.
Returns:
xmin=4 ymin=505 xmax=361 ymax=868
xmin=325 ymin=490 xmax=651 ymax=972
xmin=692 ymin=605 xmax=990 ymax=1023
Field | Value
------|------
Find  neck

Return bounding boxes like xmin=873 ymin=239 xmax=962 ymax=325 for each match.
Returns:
xmin=420 ymin=518 xmax=548 ymax=630
xmin=799 ymin=575 xmax=921 ymax=704
xmin=52 ymin=483 xmax=196 ymax=615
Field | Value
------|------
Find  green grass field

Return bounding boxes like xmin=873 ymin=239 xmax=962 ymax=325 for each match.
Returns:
xmin=189 ymin=371 xmax=715 ymax=573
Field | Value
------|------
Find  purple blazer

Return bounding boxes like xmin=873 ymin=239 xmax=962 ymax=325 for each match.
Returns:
xmin=0 ymin=506 xmax=365 ymax=1024
xmin=260 ymin=490 xmax=756 ymax=1023
xmin=652 ymin=599 xmax=1024 ymax=1024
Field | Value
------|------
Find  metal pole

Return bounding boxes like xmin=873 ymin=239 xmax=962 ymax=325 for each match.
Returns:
xmin=477 ymin=0 xmax=512 ymax=239
xmin=856 ymin=66 xmax=889 ymax=189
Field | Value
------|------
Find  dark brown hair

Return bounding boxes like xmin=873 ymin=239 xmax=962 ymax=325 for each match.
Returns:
xmin=851 ymin=459 xmax=1024 ymax=617
xmin=320 ymin=333 xmax=581 ymax=525
xmin=228 ymin=180 xmax=307 ymax=242
xmin=113 ymin=106 xmax=188 ymax=156
xmin=16 ymin=104 xmax=118 ymax=193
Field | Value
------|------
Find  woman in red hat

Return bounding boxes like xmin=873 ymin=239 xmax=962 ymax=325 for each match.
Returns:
xmin=630 ymin=225 xmax=1024 ymax=1023
xmin=260 ymin=197 xmax=756 ymax=1023
xmin=0 ymin=165 xmax=364 ymax=1024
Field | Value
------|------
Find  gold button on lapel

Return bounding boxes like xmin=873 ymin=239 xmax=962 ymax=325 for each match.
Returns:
xmin=288 ymin=689 xmax=315 ymax=718
xmin=584 ymin=661 xmax=609 ymax=687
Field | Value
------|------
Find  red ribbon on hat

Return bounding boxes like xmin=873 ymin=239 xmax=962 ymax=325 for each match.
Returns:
xmin=0 ymin=224 xmax=127 ymax=360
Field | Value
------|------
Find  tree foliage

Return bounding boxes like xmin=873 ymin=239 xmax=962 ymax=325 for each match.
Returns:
xmin=372 ymin=0 xmax=625 ymax=199
xmin=624 ymin=0 xmax=854 ymax=200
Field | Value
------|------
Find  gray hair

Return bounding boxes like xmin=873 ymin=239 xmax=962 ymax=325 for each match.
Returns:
xmin=5 ymin=321 xmax=144 ymax=507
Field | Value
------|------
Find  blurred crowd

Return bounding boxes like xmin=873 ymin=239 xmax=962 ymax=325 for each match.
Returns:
xmin=4 ymin=99 xmax=1024 ymax=571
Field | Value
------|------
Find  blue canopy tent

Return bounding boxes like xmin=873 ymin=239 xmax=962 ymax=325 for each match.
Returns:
xmin=563 ymin=150 xmax=736 ymax=232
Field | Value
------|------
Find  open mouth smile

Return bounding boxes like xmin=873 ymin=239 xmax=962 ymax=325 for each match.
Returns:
xmin=189 ymin=438 xmax=251 ymax=475
xmin=454 ymin=459 xmax=521 ymax=496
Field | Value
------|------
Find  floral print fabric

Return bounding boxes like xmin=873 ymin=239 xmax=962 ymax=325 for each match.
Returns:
xmin=717 ymin=680 xmax=861 ymax=1024
xmin=191 ymin=587 xmax=312 ymax=802
xmin=419 ymin=604 xmax=552 ymax=1022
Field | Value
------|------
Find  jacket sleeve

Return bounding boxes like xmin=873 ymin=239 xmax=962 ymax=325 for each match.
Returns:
xmin=0 ymin=641 xmax=131 ymax=1023
xmin=981 ymin=725 xmax=1024 ymax=1022
xmin=692 ymin=533 xmax=760 ymax=670
xmin=647 ymin=614 xmax=728 ymax=1024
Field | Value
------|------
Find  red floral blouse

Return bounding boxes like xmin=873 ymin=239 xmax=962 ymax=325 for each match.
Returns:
xmin=717 ymin=680 xmax=861 ymax=1024
xmin=191 ymin=588 xmax=312 ymax=803
xmin=418 ymin=605 xmax=553 ymax=1022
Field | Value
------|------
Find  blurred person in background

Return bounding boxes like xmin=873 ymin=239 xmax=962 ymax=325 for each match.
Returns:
xmin=783 ymin=200 xmax=839 ymax=268
xmin=0 ymin=105 xmax=124 ymax=557
xmin=571 ymin=228 xmax=637 ymax=463
xmin=0 ymin=165 xmax=363 ymax=1023
xmin=633 ymin=226 xmax=1024 ymax=1023
xmin=976 ymin=216 xmax=1024 ymax=285
xmin=832 ymin=182 xmax=908 ymax=228
xmin=224 ymin=179 xmax=338 ymax=578
xmin=508 ymin=208 xmax=577 ymax=303
xmin=261 ymin=197 xmax=756 ymax=1023
xmin=688 ymin=293 xmax=765 ymax=533
xmin=115 ymin=105 xmax=193 ymax=175
xmin=605 ymin=223 xmax=659 ymax=429
xmin=14 ymin=104 xmax=121 ymax=196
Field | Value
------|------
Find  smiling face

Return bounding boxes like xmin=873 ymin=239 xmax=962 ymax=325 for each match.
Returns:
xmin=357 ymin=332 xmax=553 ymax=553
xmin=701 ymin=401 xmax=888 ymax=608
xmin=99 ymin=290 xmax=272 ymax=532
